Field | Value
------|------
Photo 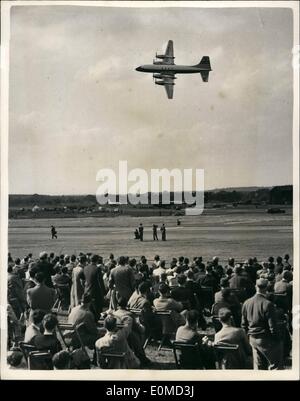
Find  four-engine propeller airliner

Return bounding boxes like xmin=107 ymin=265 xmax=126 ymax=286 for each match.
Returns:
xmin=135 ymin=40 xmax=212 ymax=99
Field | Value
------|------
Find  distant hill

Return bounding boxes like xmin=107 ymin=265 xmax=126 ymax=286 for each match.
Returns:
xmin=9 ymin=185 xmax=293 ymax=208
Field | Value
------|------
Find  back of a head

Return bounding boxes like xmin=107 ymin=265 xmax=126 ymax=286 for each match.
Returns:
xmin=158 ymin=282 xmax=170 ymax=295
xmin=186 ymin=310 xmax=199 ymax=326
xmin=220 ymin=277 xmax=229 ymax=288
xmin=160 ymin=260 xmax=166 ymax=269
xmin=52 ymin=350 xmax=71 ymax=369
xmin=43 ymin=314 xmax=58 ymax=332
xmin=118 ymin=256 xmax=126 ymax=266
xmin=177 ymin=274 xmax=187 ymax=286
xmin=71 ymin=255 xmax=76 ymax=262
xmin=35 ymin=271 xmax=45 ymax=284
xmin=61 ymin=266 xmax=68 ymax=275
xmin=104 ymin=315 xmax=117 ymax=332
xmin=154 ymin=255 xmax=160 ymax=261
xmin=32 ymin=309 xmax=45 ymax=325
xmin=256 ymin=278 xmax=269 ymax=292
xmin=91 ymin=254 xmax=99 ymax=264
xmin=218 ymin=308 xmax=232 ymax=324
xmin=79 ymin=255 xmax=87 ymax=264
xmin=7 ymin=351 xmax=23 ymax=367
xmin=129 ymin=258 xmax=136 ymax=268
xmin=283 ymin=270 xmax=292 ymax=281
xmin=138 ymin=281 xmax=149 ymax=295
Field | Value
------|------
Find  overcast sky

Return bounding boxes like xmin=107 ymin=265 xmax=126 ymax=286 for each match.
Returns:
xmin=9 ymin=5 xmax=294 ymax=195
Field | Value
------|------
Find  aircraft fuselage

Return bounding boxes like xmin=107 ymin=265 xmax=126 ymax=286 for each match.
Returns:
xmin=136 ymin=64 xmax=205 ymax=74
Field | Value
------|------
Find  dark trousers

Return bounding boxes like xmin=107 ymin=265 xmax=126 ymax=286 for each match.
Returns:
xmin=249 ymin=336 xmax=284 ymax=370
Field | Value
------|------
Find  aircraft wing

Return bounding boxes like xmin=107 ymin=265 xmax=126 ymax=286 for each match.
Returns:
xmin=164 ymin=40 xmax=174 ymax=64
xmin=155 ymin=40 xmax=175 ymax=65
xmin=162 ymin=75 xmax=175 ymax=99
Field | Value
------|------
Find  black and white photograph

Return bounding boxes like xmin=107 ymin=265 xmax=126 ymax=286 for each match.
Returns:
xmin=0 ymin=1 xmax=299 ymax=381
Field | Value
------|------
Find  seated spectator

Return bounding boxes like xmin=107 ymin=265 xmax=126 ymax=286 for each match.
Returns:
xmin=153 ymin=283 xmax=185 ymax=329
xmin=283 ymin=254 xmax=291 ymax=269
xmin=127 ymin=281 xmax=151 ymax=310
xmin=114 ymin=297 xmax=151 ymax=367
xmin=7 ymin=349 xmax=26 ymax=369
xmin=229 ymin=265 xmax=255 ymax=300
xmin=214 ymin=308 xmax=252 ymax=369
xmin=52 ymin=350 xmax=71 ymax=370
xmin=171 ymin=274 xmax=195 ymax=310
xmin=200 ymin=264 xmax=219 ymax=292
xmin=167 ymin=271 xmax=178 ymax=287
xmin=176 ymin=310 xmax=215 ymax=369
xmin=32 ymin=313 xmax=62 ymax=356
xmin=68 ymin=293 xmax=100 ymax=348
xmin=215 ymin=278 xmax=230 ymax=303
xmin=95 ymin=315 xmax=140 ymax=369
xmin=152 ymin=260 xmax=166 ymax=279
xmin=24 ymin=309 xmax=45 ymax=343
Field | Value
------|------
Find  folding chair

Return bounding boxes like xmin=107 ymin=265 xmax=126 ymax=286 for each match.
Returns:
xmin=214 ymin=342 xmax=240 ymax=369
xmin=172 ymin=341 xmax=201 ymax=369
xmin=28 ymin=350 xmax=53 ymax=370
xmin=96 ymin=348 xmax=126 ymax=369
xmin=19 ymin=341 xmax=37 ymax=368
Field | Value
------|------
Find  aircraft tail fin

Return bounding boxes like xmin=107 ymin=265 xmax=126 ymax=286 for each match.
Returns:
xmin=196 ymin=56 xmax=211 ymax=82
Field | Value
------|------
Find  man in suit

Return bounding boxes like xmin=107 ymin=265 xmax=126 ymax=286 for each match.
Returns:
xmin=171 ymin=274 xmax=195 ymax=310
xmin=95 ymin=315 xmax=140 ymax=369
xmin=70 ymin=255 xmax=86 ymax=308
xmin=27 ymin=272 xmax=56 ymax=316
xmin=229 ymin=265 xmax=255 ymax=300
xmin=242 ymin=278 xmax=283 ymax=369
xmin=83 ymin=254 xmax=105 ymax=319
xmin=68 ymin=293 xmax=100 ymax=347
xmin=109 ymin=256 xmax=136 ymax=304
xmin=33 ymin=251 xmax=55 ymax=288
xmin=214 ymin=308 xmax=252 ymax=369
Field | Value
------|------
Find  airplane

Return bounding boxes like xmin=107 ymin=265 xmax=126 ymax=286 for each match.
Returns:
xmin=135 ymin=40 xmax=212 ymax=99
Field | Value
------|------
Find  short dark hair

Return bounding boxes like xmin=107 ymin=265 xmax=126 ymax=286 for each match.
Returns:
xmin=79 ymin=255 xmax=87 ymax=264
xmin=129 ymin=258 xmax=136 ymax=267
xmin=52 ymin=350 xmax=71 ymax=369
xmin=104 ymin=315 xmax=117 ymax=332
xmin=154 ymin=255 xmax=160 ymax=261
xmin=160 ymin=260 xmax=166 ymax=268
xmin=138 ymin=281 xmax=149 ymax=295
xmin=32 ymin=309 xmax=45 ymax=325
xmin=61 ymin=266 xmax=68 ymax=274
xmin=7 ymin=351 xmax=23 ymax=367
xmin=186 ymin=310 xmax=199 ymax=326
xmin=71 ymin=255 xmax=76 ymax=262
xmin=42 ymin=314 xmax=58 ymax=331
xmin=35 ymin=272 xmax=45 ymax=283
xmin=91 ymin=254 xmax=99 ymax=263
xmin=158 ymin=282 xmax=170 ymax=295
xmin=118 ymin=256 xmax=126 ymax=265
xmin=177 ymin=274 xmax=187 ymax=285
